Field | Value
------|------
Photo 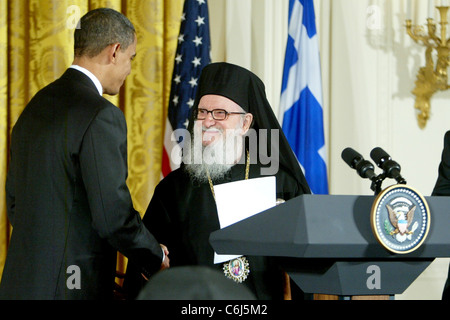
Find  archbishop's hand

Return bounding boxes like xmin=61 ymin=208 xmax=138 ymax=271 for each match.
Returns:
xmin=160 ymin=244 xmax=170 ymax=270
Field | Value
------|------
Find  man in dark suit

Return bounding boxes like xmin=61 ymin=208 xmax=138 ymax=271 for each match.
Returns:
xmin=0 ymin=8 xmax=169 ymax=300
xmin=431 ymin=130 xmax=450 ymax=301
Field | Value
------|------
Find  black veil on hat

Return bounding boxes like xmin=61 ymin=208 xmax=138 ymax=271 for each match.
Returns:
xmin=187 ymin=62 xmax=311 ymax=194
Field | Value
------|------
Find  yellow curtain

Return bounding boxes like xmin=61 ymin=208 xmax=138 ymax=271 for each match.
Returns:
xmin=0 ymin=0 xmax=183 ymax=282
xmin=0 ymin=0 xmax=8 ymax=284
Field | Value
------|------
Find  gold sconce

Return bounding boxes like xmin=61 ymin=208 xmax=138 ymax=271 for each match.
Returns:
xmin=406 ymin=5 xmax=450 ymax=129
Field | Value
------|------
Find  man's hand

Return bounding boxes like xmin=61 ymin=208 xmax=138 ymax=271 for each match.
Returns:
xmin=141 ymin=244 xmax=170 ymax=281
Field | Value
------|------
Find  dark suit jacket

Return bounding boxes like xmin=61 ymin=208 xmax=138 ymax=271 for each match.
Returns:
xmin=431 ymin=130 xmax=450 ymax=301
xmin=0 ymin=68 xmax=162 ymax=300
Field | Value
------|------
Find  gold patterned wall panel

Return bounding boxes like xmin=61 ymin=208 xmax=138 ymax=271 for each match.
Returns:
xmin=0 ymin=0 xmax=8 ymax=280
xmin=89 ymin=0 xmax=120 ymax=10
xmin=124 ymin=0 xmax=183 ymax=215
xmin=8 ymin=0 xmax=29 ymax=128
xmin=8 ymin=0 xmax=88 ymax=127
xmin=28 ymin=1 xmax=79 ymax=95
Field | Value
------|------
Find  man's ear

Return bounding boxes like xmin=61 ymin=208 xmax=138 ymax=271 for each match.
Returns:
xmin=242 ymin=113 xmax=253 ymax=134
xmin=108 ymin=43 xmax=121 ymax=63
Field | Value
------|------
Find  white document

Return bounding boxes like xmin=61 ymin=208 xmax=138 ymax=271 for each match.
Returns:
xmin=213 ymin=176 xmax=276 ymax=264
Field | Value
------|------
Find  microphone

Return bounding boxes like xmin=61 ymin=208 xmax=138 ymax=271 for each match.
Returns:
xmin=370 ymin=147 xmax=406 ymax=184
xmin=341 ymin=147 xmax=377 ymax=180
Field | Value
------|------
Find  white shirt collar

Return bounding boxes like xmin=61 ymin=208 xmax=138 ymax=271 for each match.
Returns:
xmin=69 ymin=65 xmax=103 ymax=96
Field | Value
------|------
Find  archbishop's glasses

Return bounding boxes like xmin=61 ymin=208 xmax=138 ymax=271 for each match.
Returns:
xmin=195 ymin=108 xmax=246 ymax=121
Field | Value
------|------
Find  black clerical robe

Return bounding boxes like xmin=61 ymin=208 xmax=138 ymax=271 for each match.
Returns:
xmin=125 ymin=161 xmax=304 ymax=299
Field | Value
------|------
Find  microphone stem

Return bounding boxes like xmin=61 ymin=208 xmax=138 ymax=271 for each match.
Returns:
xmin=371 ymin=174 xmax=385 ymax=195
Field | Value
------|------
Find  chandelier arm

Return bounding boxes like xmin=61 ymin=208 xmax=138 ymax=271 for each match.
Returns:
xmin=405 ymin=6 xmax=450 ymax=128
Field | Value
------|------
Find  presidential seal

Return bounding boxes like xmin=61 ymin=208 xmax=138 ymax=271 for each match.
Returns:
xmin=223 ymin=256 xmax=250 ymax=283
xmin=370 ymin=184 xmax=430 ymax=254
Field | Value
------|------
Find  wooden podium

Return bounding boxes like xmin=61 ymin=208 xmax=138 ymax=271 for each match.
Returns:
xmin=209 ymin=194 xmax=450 ymax=299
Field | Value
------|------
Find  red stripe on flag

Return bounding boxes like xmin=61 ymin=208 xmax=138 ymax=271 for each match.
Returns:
xmin=161 ymin=146 xmax=172 ymax=178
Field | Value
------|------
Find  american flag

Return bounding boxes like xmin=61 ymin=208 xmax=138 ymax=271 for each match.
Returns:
xmin=162 ymin=0 xmax=211 ymax=177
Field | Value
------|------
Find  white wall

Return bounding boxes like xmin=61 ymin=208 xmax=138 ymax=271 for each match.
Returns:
xmin=208 ymin=0 xmax=449 ymax=300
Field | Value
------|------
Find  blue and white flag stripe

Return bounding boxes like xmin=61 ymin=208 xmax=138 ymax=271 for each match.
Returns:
xmin=279 ymin=0 xmax=328 ymax=194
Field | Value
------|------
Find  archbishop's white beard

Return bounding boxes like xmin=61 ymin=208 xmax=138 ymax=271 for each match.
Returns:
xmin=183 ymin=127 xmax=244 ymax=183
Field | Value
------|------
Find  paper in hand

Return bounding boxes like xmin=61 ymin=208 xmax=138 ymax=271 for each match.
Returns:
xmin=212 ymin=176 xmax=276 ymax=264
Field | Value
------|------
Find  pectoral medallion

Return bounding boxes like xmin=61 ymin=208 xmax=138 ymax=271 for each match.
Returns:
xmin=223 ymin=256 xmax=250 ymax=283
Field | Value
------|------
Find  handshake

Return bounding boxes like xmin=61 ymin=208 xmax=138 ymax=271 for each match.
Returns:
xmin=140 ymin=244 xmax=169 ymax=281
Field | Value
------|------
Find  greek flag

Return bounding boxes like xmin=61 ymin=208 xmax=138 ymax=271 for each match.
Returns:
xmin=279 ymin=0 xmax=328 ymax=194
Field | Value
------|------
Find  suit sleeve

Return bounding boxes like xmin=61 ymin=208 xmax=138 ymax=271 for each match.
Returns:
xmin=432 ymin=131 xmax=450 ymax=196
xmin=79 ymin=105 xmax=163 ymax=275
xmin=124 ymin=181 xmax=175 ymax=299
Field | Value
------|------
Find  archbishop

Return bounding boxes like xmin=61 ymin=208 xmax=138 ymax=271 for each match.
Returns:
xmin=125 ymin=62 xmax=311 ymax=299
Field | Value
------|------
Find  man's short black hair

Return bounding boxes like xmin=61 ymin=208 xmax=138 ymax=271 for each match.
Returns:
xmin=74 ymin=8 xmax=135 ymax=58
